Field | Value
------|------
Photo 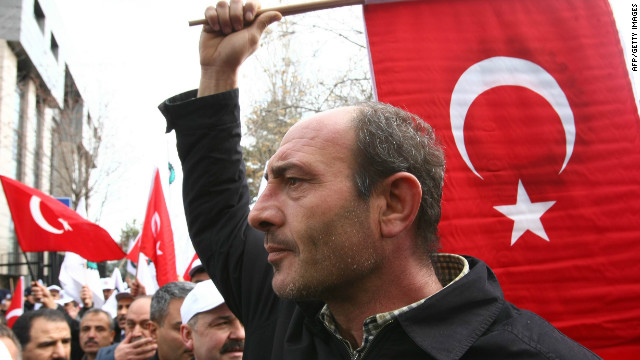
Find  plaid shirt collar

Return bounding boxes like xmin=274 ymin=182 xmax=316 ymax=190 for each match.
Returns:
xmin=318 ymin=253 xmax=469 ymax=358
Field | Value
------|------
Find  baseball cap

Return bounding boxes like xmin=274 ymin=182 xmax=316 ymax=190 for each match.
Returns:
xmin=115 ymin=291 xmax=133 ymax=301
xmin=188 ymin=259 xmax=205 ymax=278
xmin=100 ymin=278 xmax=115 ymax=290
xmin=180 ymin=280 xmax=225 ymax=324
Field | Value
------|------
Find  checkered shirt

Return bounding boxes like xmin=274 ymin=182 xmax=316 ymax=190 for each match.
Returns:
xmin=318 ymin=253 xmax=469 ymax=359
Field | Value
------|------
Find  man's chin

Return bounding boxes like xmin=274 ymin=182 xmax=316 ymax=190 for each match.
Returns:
xmin=221 ymin=352 xmax=243 ymax=360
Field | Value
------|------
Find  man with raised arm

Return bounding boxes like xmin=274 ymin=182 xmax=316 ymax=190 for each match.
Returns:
xmin=158 ymin=1 xmax=601 ymax=358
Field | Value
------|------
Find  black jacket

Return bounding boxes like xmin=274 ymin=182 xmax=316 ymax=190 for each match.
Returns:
xmin=160 ymin=89 xmax=601 ymax=360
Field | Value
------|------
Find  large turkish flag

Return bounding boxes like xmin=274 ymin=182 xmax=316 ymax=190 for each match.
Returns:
xmin=365 ymin=0 xmax=640 ymax=358
xmin=0 ymin=176 xmax=125 ymax=262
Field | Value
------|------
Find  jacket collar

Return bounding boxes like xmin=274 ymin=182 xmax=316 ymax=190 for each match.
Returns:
xmin=396 ymin=256 xmax=504 ymax=359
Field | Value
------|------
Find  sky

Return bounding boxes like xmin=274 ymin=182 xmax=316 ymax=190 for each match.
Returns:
xmin=50 ymin=0 xmax=639 ymax=269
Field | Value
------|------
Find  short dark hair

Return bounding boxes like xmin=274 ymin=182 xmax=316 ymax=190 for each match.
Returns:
xmin=81 ymin=308 xmax=114 ymax=332
xmin=0 ymin=323 xmax=21 ymax=353
xmin=150 ymin=282 xmax=194 ymax=326
xmin=12 ymin=308 xmax=68 ymax=347
xmin=352 ymin=102 xmax=446 ymax=253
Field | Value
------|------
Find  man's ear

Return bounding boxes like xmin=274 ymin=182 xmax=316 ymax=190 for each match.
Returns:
xmin=377 ymin=172 xmax=422 ymax=238
xmin=109 ymin=330 xmax=115 ymax=344
xmin=180 ymin=324 xmax=194 ymax=350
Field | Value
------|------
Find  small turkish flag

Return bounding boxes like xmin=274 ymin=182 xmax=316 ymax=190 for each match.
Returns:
xmin=182 ymin=253 xmax=200 ymax=282
xmin=0 ymin=176 xmax=126 ymax=262
xmin=126 ymin=233 xmax=141 ymax=264
xmin=365 ymin=0 xmax=640 ymax=358
xmin=5 ymin=277 xmax=24 ymax=328
xmin=139 ymin=169 xmax=177 ymax=287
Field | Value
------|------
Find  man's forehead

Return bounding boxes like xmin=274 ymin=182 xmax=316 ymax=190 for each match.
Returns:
xmin=30 ymin=318 xmax=70 ymax=338
xmin=270 ymin=108 xmax=357 ymax=172
xmin=283 ymin=106 xmax=356 ymax=143
xmin=127 ymin=298 xmax=151 ymax=319
xmin=82 ymin=313 xmax=110 ymax=326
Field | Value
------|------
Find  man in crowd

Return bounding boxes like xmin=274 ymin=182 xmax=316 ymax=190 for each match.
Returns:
xmin=79 ymin=309 xmax=115 ymax=360
xmin=148 ymin=282 xmax=194 ymax=360
xmin=0 ymin=323 xmax=21 ymax=360
xmin=180 ymin=281 xmax=244 ymax=360
xmin=158 ymin=1 xmax=602 ymax=358
xmin=63 ymin=300 xmax=81 ymax=321
xmin=47 ymin=286 xmax=62 ymax=301
xmin=113 ymin=292 xmax=133 ymax=342
xmin=188 ymin=259 xmax=211 ymax=283
xmin=100 ymin=279 xmax=115 ymax=303
xmin=95 ymin=296 xmax=156 ymax=360
xmin=23 ymin=287 xmax=35 ymax=312
xmin=28 ymin=282 xmax=81 ymax=360
xmin=13 ymin=308 xmax=71 ymax=360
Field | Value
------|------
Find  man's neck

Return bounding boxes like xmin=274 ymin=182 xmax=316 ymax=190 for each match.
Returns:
xmin=325 ymin=260 xmax=442 ymax=349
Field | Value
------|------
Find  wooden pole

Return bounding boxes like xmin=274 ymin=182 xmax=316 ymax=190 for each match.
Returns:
xmin=189 ymin=0 xmax=365 ymax=26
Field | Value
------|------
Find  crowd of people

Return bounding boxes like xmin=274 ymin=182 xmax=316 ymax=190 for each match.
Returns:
xmin=0 ymin=262 xmax=245 ymax=360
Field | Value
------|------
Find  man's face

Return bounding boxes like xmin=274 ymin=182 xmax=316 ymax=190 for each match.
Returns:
xmin=248 ymin=108 xmax=383 ymax=300
xmin=49 ymin=290 xmax=60 ymax=300
xmin=116 ymin=297 xmax=133 ymax=329
xmin=22 ymin=317 xmax=71 ymax=360
xmin=79 ymin=312 xmax=114 ymax=357
xmin=151 ymin=299 xmax=192 ymax=360
xmin=125 ymin=297 xmax=152 ymax=341
xmin=182 ymin=303 xmax=244 ymax=360
xmin=102 ymin=289 xmax=114 ymax=300
xmin=190 ymin=270 xmax=210 ymax=284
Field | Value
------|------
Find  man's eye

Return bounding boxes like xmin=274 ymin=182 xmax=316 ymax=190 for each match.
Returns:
xmin=286 ymin=178 xmax=300 ymax=186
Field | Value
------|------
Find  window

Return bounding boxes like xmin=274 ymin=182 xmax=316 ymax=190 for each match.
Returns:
xmin=34 ymin=0 xmax=45 ymax=34
xmin=50 ymin=33 xmax=59 ymax=61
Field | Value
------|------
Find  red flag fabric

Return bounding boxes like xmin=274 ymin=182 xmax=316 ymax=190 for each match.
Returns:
xmin=0 ymin=176 xmax=126 ymax=262
xmin=5 ymin=277 xmax=24 ymax=328
xmin=126 ymin=233 xmax=141 ymax=264
xmin=139 ymin=169 xmax=177 ymax=287
xmin=364 ymin=0 xmax=640 ymax=358
xmin=182 ymin=253 xmax=199 ymax=282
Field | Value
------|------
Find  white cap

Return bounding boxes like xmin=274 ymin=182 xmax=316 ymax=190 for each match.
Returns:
xmin=55 ymin=290 xmax=74 ymax=305
xmin=47 ymin=285 xmax=62 ymax=292
xmin=180 ymin=280 xmax=225 ymax=324
xmin=101 ymin=277 xmax=115 ymax=290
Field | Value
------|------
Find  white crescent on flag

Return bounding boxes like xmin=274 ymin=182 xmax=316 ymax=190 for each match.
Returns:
xmin=29 ymin=196 xmax=65 ymax=234
xmin=450 ymin=56 xmax=575 ymax=179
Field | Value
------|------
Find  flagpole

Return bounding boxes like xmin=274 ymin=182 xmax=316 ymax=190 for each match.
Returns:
xmin=188 ymin=0 xmax=365 ymax=26
xmin=21 ymin=250 xmax=36 ymax=281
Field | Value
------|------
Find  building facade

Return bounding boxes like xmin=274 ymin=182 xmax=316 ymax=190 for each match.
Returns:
xmin=0 ymin=0 xmax=98 ymax=287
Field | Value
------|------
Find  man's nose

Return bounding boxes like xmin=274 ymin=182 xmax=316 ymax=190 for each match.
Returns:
xmin=229 ymin=321 xmax=245 ymax=340
xmin=248 ymin=184 xmax=283 ymax=232
xmin=51 ymin=341 xmax=66 ymax=358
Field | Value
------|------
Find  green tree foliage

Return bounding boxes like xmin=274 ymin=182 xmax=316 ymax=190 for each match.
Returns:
xmin=119 ymin=219 xmax=139 ymax=251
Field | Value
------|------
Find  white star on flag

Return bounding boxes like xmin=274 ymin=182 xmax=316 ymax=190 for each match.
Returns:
xmin=494 ymin=180 xmax=556 ymax=246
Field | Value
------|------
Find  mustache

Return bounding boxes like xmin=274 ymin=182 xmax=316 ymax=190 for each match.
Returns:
xmin=264 ymin=232 xmax=296 ymax=249
xmin=83 ymin=339 xmax=99 ymax=347
xmin=220 ymin=339 xmax=244 ymax=354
